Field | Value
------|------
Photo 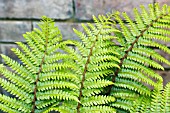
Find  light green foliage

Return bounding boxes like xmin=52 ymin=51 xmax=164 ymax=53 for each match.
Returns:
xmin=0 ymin=3 xmax=170 ymax=113
xmin=110 ymin=3 xmax=170 ymax=112
xmin=51 ymin=15 xmax=120 ymax=113
xmin=131 ymin=83 xmax=170 ymax=113
xmin=0 ymin=17 xmax=79 ymax=113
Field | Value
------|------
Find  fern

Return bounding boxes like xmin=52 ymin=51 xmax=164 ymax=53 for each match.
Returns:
xmin=106 ymin=3 xmax=170 ymax=112
xmin=131 ymin=82 xmax=170 ymax=113
xmin=0 ymin=3 xmax=170 ymax=113
xmin=46 ymin=15 xmax=121 ymax=113
xmin=0 ymin=17 xmax=79 ymax=113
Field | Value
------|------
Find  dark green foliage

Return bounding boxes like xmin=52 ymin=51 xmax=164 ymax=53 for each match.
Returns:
xmin=0 ymin=3 xmax=170 ymax=113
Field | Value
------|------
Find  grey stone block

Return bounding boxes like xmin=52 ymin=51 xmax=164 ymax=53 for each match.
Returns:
xmin=155 ymin=70 xmax=170 ymax=85
xmin=0 ymin=44 xmax=19 ymax=64
xmin=156 ymin=0 xmax=170 ymax=6
xmin=33 ymin=22 xmax=83 ymax=41
xmin=75 ymin=0 xmax=153 ymax=20
xmin=0 ymin=21 xmax=31 ymax=42
xmin=0 ymin=0 xmax=73 ymax=19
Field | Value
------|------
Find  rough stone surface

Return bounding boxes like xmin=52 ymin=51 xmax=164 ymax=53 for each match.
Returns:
xmin=75 ymin=0 xmax=153 ymax=20
xmin=156 ymin=70 xmax=170 ymax=86
xmin=156 ymin=0 xmax=170 ymax=6
xmin=0 ymin=44 xmax=19 ymax=64
xmin=0 ymin=0 xmax=73 ymax=19
xmin=0 ymin=21 xmax=31 ymax=42
xmin=33 ymin=22 xmax=83 ymax=41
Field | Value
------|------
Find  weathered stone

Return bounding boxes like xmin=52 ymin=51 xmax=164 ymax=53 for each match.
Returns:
xmin=0 ymin=21 xmax=31 ymax=42
xmin=0 ymin=44 xmax=19 ymax=64
xmin=0 ymin=0 xmax=73 ymax=19
xmin=33 ymin=22 xmax=83 ymax=41
xmin=155 ymin=70 xmax=170 ymax=85
xmin=156 ymin=0 xmax=170 ymax=6
xmin=75 ymin=0 xmax=153 ymax=20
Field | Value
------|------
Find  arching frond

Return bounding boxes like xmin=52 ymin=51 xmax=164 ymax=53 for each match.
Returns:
xmin=107 ymin=3 xmax=170 ymax=112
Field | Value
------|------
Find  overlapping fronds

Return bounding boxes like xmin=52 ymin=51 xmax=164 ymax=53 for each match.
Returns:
xmin=0 ymin=3 xmax=170 ymax=113
xmin=49 ymin=15 xmax=121 ymax=113
xmin=107 ymin=3 xmax=170 ymax=112
xmin=0 ymin=16 xmax=79 ymax=113
xmin=130 ymin=82 xmax=170 ymax=113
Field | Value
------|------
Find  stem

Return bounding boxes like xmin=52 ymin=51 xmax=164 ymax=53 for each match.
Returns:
xmin=31 ymin=27 xmax=49 ymax=113
xmin=76 ymin=34 xmax=99 ymax=113
xmin=106 ymin=13 xmax=168 ymax=95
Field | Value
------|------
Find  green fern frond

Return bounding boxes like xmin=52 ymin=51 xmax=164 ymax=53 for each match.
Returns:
xmin=114 ymin=78 xmax=151 ymax=96
xmin=54 ymin=14 xmax=120 ymax=113
xmin=1 ymin=3 xmax=170 ymax=113
xmin=130 ymin=82 xmax=170 ymax=113
xmin=130 ymin=96 xmax=151 ymax=113
xmin=0 ymin=94 xmax=31 ymax=112
xmin=84 ymin=80 xmax=113 ymax=89
xmin=161 ymin=82 xmax=170 ymax=112
xmin=107 ymin=3 xmax=170 ymax=112
xmin=111 ymin=99 xmax=133 ymax=111
xmin=0 ymin=16 xmax=79 ymax=113
xmin=80 ymin=106 xmax=116 ymax=113
xmin=81 ymin=95 xmax=115 ymax=106
xmin=0 ymin=103 xmax=19 ymax=113
xmin=1 ymin=55 xmax=35 ymax=82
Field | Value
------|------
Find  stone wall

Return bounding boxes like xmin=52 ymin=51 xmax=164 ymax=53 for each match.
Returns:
xmin=0 ymin=0 xmax=170 ymax=87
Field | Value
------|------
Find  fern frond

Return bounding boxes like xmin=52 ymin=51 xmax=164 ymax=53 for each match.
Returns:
xmin=111 ymin=99 xmax=132 ymax=111
xmin=1 ymin=55 xmax=35 ymax=82
xmin=80 ymin=106 xmax=116 ymax=113
xmin=0 ymin=66 xmax=33 ymax=93
xmin=82 ymin=95 xmax=115 ymax=107
xmin=0 ymin=94 xmax=31 ymax=112
xmin=85 ymin=70 xmax=113 ymax=81
xmin=35 ymin=100 xmax=59 ymax=109
xmin=107 ymin=3 xmax=170 ymax=112
xmin=114 ymin=78 xmax=151 ymax=96
xmin=57 ymin=14 xmax=121 ymax=112
xmin=130 ymin=82 xmax=170 ymax=113
xmin=0 ymin=16 xmax=79 ymax=113
xmin=161 ymin=82 xmax=170 ymax=112
xmin=0 ymin=103 xmax=19 ymax=113
xmin=16 ymin=42 xmax=40 ymax=65
xmin=0 ymin=78 xmax=32 ymax=102
xmin=1 ymin=3 xmax=170 ymax=113
xmin=39 ymin=71 xmax=79 ymax=82
xmin=82 ymin=88 xmax=103 ymax=97
xmin=84 ymin=80 xmax=113 ymax=89
xmin=38 ymin=80 xmax=79 ymax=91
xmin=36 ymin=90 xmax=79 ymax=102
xmin=118 ymin=69 xmax=157 ymax=87
xmin=132 ymin=47 xmax=170 ymax=66
xmin=130 ymin=96 xmax=151 ymax=113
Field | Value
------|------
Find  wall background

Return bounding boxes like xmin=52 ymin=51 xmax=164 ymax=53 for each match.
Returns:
xmin=0 ymin=0 xmax=170 ymax=91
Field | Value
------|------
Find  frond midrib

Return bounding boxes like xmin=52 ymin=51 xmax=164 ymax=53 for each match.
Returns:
xmin=106 ymin=13 xmax=169 ymax=95
xmin=31 ymin=24 xmax=50 ymax=113
xmin=76 ymin=30 xmax=100 ymax=113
